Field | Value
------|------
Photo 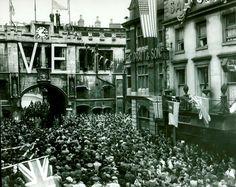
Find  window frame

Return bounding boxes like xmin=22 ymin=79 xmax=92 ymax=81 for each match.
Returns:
xmin=137 ymin=64 xmax=148 ymax=89
xmin=222 ymin=9 xmax=236 ymax=44
xmin=196 ymin=20 xmax=208 ymax=49
xmin=175 ymin=27 xmax=185 ymax=53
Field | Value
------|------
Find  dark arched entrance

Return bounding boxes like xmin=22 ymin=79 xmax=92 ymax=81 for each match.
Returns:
xmin=21 ymin=83 xmax=68 ymax=126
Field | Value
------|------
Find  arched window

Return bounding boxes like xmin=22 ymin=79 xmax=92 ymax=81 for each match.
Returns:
xmin=76 ymin=85 xmax=88 ymax=99
xmin=92 ymin=107 xmax=103 ymax=114
xmin=76 ymin=105 xmax=90 ymax=115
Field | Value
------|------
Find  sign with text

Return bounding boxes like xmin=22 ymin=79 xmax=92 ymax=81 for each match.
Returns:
xmin=164 ymin=0 xmax=227 ymax=21
xmin=126 ymin=47 xmax=162 ymax=62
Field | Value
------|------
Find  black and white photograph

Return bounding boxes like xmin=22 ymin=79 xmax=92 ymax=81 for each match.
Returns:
xmin=1 ymin=0 xmax=236 ymax=186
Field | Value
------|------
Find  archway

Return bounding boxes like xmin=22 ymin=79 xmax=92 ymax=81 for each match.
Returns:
xmin=20 ymin=83 xmax=68 ymax=127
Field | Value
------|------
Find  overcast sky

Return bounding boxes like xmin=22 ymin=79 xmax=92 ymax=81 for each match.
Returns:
xmin=0 ymin=0 xmax=130 ymax=27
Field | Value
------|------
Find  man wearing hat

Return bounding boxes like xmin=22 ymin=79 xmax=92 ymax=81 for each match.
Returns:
xmin=105 ymin=176 xmax=120 ymax=187
xmin=91 ymin=176 xmax=103 ymax=187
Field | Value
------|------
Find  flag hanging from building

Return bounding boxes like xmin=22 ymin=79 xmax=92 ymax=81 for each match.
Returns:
xmin=191 ymin=96 xmax=211 ymax=126
xmin=52 ymin=0 xmax=68 ymax=10
xmin=138 ymin=0 xmax=157 ymax=38
xmin=18 ymin=156 xmax=60 ymax=187
xmin=9 ymin=0 xmax=15 ymax=16
xmin=168 ymin=101 xmax=180 ymax=128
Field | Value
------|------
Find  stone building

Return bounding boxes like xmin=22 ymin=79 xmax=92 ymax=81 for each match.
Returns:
xmin=163 ymin=0 xmax=236 ymax=150
xmin=123 ymin=0 xmax=166 ymax=132
xmin=0 ymin=19 xmax=126 ymax=119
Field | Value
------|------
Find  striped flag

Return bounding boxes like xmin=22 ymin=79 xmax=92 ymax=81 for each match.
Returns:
xmin=52 ymin=0 xmax=68 ymax=10
xmin=18 ymin=156 xmax=60 ymax=187
xmin=168 ymin=101 xmax=180 ymax=128
xmin=138 ymin=0 xmax=157 ymax=38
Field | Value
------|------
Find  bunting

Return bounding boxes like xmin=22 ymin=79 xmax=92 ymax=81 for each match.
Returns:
xmin=138 ymin=0 xmax=157 ymax=38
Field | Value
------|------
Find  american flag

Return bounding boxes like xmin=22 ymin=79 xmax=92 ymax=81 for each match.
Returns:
xmin=138 ymin=0 xmax=157 ymax=38
xmin=18 ymin=156 xmax=59 ymax=187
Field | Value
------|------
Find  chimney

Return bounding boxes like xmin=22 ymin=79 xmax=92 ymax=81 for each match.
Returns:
xmin=95 ymin=16 xmax=101 ymax=28
xmin=78 ymin=15 xmax=84 ymax=27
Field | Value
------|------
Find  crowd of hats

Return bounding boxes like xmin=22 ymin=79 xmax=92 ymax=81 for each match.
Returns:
xmin=1 ymin=113 xmax=236 ymax=187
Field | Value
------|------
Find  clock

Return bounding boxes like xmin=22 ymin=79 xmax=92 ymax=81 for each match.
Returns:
xmin=36 ymin=27 xmax=49 ymax=39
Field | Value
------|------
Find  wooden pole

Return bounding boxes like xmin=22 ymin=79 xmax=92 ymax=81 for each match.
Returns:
xmin=173 ymin=126 xmax=176 ymax=146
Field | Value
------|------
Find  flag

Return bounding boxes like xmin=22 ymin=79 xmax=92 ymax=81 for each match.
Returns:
xmin=52 ymin=0 xmax=68 ymax=10
xmin=18 ymin=156 xmax=60 ymax=187
xmin=168 ymin=101 xmax=180 ymax=128
xmin=138 ymin=0 xmax=157 ymax=38
xmin=9 ymin=0 xmax=15 ymax=16
xmin=153 ymin=101 xmax=163 ymax=119
xmin=191 ymin=96 xmax=211 ymax=126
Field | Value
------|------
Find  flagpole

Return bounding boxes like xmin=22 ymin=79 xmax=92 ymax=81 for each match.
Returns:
xmin=68 ymin=0 xmax=71 ymax=24
xmin=51 ymin=0 xmax=53 ymax=13
xmin=34 ymin=0 xmax=37 ymax=22
xmin=9 ymin=0 xmax=13 ymax=25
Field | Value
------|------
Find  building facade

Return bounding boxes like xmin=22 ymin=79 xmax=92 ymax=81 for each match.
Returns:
xmin=123 ymin=0 xmax=166 ymax=132
xmin=0 ymin=20 xmax=126 ymax=119
xmin=163 ymin=0 xmax=236 ymax=151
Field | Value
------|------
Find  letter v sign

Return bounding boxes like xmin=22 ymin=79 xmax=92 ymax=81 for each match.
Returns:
xmin=18 ymin=42 xmax=38 ymax=73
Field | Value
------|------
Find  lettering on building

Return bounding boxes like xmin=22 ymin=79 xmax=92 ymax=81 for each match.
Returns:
xmin=129 ymin=47 xmax=162 ymax=62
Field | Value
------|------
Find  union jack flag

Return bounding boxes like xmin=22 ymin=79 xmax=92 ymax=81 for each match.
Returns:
xmin=18 ymin=156 xmax=60 ymax=187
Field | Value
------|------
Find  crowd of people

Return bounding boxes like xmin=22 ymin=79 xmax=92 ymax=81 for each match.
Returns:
xmin=1 ymin=113 xmax=236 ymax=187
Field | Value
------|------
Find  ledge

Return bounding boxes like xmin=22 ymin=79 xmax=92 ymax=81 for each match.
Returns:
xmin=192 ymin=55 xmax=212 ymax=62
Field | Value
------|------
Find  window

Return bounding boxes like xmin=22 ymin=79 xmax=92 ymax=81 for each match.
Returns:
xmin=103 ymin=85 xmax=112 ymax=98
xmin=76 ymin=86 xmax=88 ymax=99
xmin=175 ymin=27 xmax=184 ymax=52
xmin=175 ymin=69 xmax=185 ymax=96
xmin=54 ymin=47 xmax=66 ymax=70
xmin=197 ymin=66 xmax=209 ymax=95
xmin=224 ymin=11 xmax=236 ymax=42
xmin=158 ymin=19 xmax=163 ymax=44
xmin=52 ymin=44 xmax=67 ymax=72
xmin=126 ymin=30 xmax=131 ymax=49
xmin=228 ymin=72 xmax=236 ymax=82
xmin=98 ymin=50 xmax=113 ymax=70
xmin=0 ymin=80 xmax=8 ymax=100
xmin=196 ymin=21 xmax=207 ymax=48
xmin=137 ymin=26 xmax=147 ymax=47
xmin=126 ymin=67 xmax=131 ymax=89
xmin=137 ymin=65 xmax=148 ymax=89
xmin=79 ymin=48 xmax=94 ymax=71
xmin=0 ymin=44 xmax=8 ymax=72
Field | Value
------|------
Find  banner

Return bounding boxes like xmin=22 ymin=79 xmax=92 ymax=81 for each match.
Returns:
xmin=168 ymin=101 xmax=180 ymax=128
xmin=138 ymin=0 xmax=157 ymax=38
